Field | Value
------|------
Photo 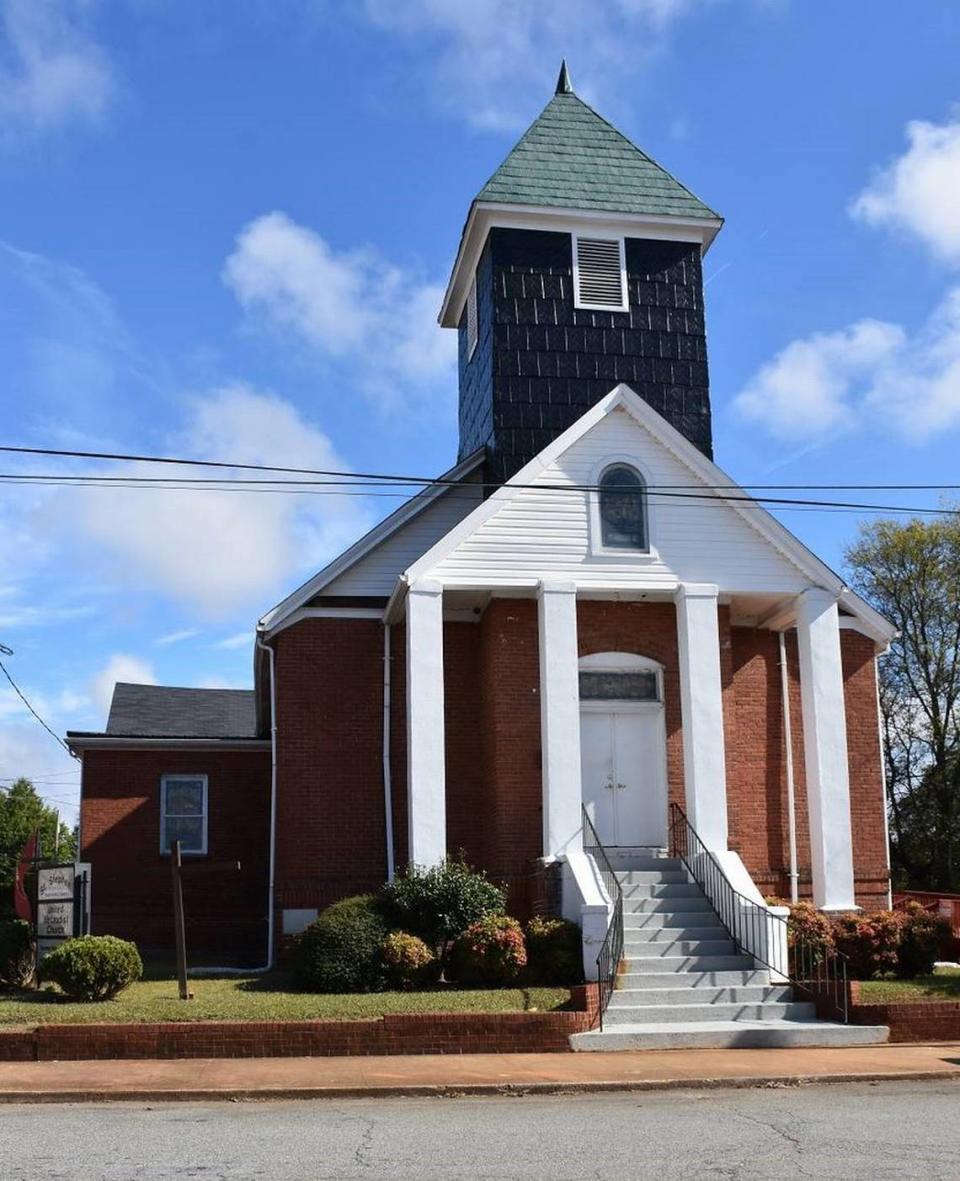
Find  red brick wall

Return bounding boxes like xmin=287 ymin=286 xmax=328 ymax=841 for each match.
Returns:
xmin=725 ymin=625 xmax=889 ymax=909
xmin=0 ymin=986 xmax=599 ymax=1061
xmin=273 ymin=618 xmax=388 ymax=914
xmin=80 ymin=748 xmax=270 ymax=964
xmin=478 ymin=600 xmax=543 ymax=911
xmin=444 ymin=622 xmax=485 ymax=866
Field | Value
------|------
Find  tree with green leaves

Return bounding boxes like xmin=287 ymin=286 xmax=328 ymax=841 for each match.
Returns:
xmin=846 ymin=514 xmax=960 ymax=891
xmin=0 ymin=778 xmax=76 ymax=917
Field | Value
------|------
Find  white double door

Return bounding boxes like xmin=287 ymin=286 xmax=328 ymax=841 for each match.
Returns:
xmin=580 ymin=704 xmax=668 ymax=848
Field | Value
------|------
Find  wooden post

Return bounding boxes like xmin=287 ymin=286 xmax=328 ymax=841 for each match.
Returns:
xmin=170 ymin=840 xmax=193 ymax=1000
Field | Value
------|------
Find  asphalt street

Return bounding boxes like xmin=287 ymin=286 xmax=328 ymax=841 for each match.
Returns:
xmin=3 ymin=1080 xmax=960 ymax=1180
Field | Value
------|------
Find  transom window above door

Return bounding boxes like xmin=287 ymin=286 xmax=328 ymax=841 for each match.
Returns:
xmin=579 ymin=670 xmax=659 ymax=702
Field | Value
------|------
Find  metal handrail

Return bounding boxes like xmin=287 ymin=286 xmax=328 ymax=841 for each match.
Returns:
xmin=668 ymin=802 xmax=849 ymax=1022
xmin=581 ymin=806 xmax=623 ymax=1031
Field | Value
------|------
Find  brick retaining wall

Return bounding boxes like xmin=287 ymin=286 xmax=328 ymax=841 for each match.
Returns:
xmin=849 ymin=983 xmax=960 ymax=1042
xmin=0 ymin=986 xmax=599 ymax=1062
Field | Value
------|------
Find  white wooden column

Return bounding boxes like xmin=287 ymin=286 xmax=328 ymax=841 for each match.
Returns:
xmin=538 ymin=581 xmax=583 ymax=859
xmin=406 ymin=578 xmax=446 ymax=867
xmin=674 ymin=582 xmax=729 ymax=850
xmin=795 ymin=588 xmax=856 ymax=911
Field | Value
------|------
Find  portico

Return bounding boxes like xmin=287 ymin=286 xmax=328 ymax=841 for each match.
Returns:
xmin=402 ymin=576 xmax=861 ymax=914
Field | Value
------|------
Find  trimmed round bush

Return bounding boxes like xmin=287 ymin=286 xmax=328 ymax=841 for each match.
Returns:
xmin=39 ymin=935 xmax=142 ymax=1001
xmin=380 ymin=931 xmax=436 ymax=989
xmin=292 ymin=894 xmax=389 ymax=993
xmin=831 ymin=910 xmax=901 ymax=980
xmin=896 ymin=901 xmax=952 ymax=978
xmin=0 ymin=919 xmax=34 ymax=988
xmin=380 ymin=859 xmax=506 ymax=953
xmin=452 ymin=915 xmax=527 ymax=986
xmin=524 ymin=916 xmax=583 ymax=985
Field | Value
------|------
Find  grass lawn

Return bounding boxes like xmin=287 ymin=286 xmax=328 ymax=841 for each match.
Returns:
xmin=0 ymin=974 xmax=571 ymax=1026
xmin=857 ymin=967 xmax=960 ymax=1004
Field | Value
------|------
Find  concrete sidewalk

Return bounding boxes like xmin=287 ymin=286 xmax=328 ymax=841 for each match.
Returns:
xmin=2 ymin=1043 xmax=960 ymax=1103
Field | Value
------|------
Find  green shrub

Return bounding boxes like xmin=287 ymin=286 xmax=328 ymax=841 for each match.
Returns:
xmin=896 ymin=901 xmax=952 ymax=978
xmin=0 ymin=919 xmax=34 ymax=988
xmin=380 ymin=931 xmax=436 ymax=989
xmin=831 ymin=910 xmax=901 ymax=980
xmin=292 ymin=895 xmax=389 ymax=993
xmin=39 ymin=935 xmax=142 ymax=1001
xmin=524 ymin=916 xmax=583 ymax=985
xmin=785 ymin=901 xmax=835 ymax=965
xmin=452 ymin=915 xmax=527 ymax=986
xmin=380 ymin=858 xmax=506 ymax=954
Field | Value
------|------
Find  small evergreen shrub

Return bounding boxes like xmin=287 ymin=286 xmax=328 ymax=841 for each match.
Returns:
xmin=0 ymin=919 xmax=34 ymax=988
xmin=39 ymin=935 xmax=142 ymax=1001
xmin=380 ymin=858 xmax=506 ymax=954
xmin=524 ymin=916 xmax=583 ymax=985
xmin=292 ymin=895 xmax=389 ymax=993
xmin=452 ymin=915 xmax=527 ymax=986
xmin=896 ymin=902 xmax=952 ymax=978
xmin=831 ymin=910 xmax=901 ymax=980
xmin=785 ymin=901 xmax=835 ymax=965
xmin=379 ymin=931 xmax=436 ymax=989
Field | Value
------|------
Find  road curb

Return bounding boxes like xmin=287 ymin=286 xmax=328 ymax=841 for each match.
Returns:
xmin=2 ymin=1069 xmax=959 ymax=1104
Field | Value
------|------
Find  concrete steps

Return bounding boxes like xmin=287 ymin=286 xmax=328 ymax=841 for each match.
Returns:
xmin=570 ymin=852 xmax=888 ymax=1052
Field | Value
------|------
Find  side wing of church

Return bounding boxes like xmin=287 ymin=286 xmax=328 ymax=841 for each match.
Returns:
xmin=69 ymin=66 xmax=895 ymax=972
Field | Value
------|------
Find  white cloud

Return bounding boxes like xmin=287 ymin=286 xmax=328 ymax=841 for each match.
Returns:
xmin=359 ymin=0 xmax=713 ymax=131
xmin=0 ymin=0 xmax=115 ymax=142
xmin=223 ymin=212 xmax=454 ymax=410
xmin=65 ymin=384 xmax=371 ymax=617
xmin=733 ymin=288 xmax=960 ymax=444
xmin=851 ymin=116 xmax=960 ymax=265
xmin=90 ymin=653 xmax=156 ymax=719
xmin=214 ymin=631 xmax=252 ymax=650
xmin=155 ymin=628 xmax=200 ymax=647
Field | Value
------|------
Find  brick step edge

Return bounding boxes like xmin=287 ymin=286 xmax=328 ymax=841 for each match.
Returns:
xmin=0 ymin=985 xmax=601 ymax=1062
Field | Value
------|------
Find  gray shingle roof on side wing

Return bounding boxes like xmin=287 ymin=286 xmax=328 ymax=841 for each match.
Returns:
xmin=476 ymin=91 xmax=720 ymax=221
xmin=104 ymin=683 xmax=258 ymax=738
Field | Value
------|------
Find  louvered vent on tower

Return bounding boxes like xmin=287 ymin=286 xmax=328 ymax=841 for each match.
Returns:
xmin=573 ymin=236 xmax=627 ymax=311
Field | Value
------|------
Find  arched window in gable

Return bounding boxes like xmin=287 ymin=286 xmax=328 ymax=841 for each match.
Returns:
xmin=598 ymin=464 xmax=647 ymax=550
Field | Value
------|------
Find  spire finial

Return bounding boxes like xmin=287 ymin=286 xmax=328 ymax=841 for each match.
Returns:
xmin=555 ymin=60 xmax=572 ymax=95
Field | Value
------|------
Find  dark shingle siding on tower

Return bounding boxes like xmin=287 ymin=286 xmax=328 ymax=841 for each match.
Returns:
xmin=103 ymin=683 xmax=259 ymax=739
xmin=458 ymin=228 xmax=712 ymax=481
xmin=476 ymin=92 xmax=719 ymax=222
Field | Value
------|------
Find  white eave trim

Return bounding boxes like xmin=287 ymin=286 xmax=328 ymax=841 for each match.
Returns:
xmin=258 ymin=449 xmax=485 ymax=635
xmin=67 ymin=736 xmax=272 ymax=752
xmin=439 ymin=202 xmax=724 ymax=328
xmin=402 ymin=383 xmax=896 ymax=648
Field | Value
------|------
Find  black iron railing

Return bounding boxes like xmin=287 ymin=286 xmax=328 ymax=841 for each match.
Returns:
xmin=668 ymin=802 xmax=849 ymax=1022
xmin=581 ymin=806 xmax=623 ymax=1031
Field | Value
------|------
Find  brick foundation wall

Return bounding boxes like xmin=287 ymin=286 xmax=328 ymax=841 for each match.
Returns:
xmin=0 ymin=986 xmax=599 ymax=1061
xmin=79 ymin=748 xmax=270 ymax=964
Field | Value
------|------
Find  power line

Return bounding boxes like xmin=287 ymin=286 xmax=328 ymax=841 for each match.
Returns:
xmin=0 ymin=657 xmax=76 ymax=759
xmin=0 ymin=469 xmax=956 ymax=518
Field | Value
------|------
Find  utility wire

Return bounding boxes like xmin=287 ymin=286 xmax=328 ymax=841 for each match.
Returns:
xmin=0 ymin=657 xmax=77 ymax=759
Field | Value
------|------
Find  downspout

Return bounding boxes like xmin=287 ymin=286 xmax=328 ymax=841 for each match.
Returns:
xmin=383 ymin=622 xmax=396 ymax=881
xmin=778 ymin=630 xmax=800 ymax=904
xmin=189 ymin=632 xmax=277 ymax=975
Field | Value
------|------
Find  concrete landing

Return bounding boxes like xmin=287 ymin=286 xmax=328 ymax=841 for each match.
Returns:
xmin=571 ymin=1020 xmax=890 ymax=1052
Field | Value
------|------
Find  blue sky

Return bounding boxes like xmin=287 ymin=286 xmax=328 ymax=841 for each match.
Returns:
xmin=2 ymin=0 xmax=960 ymax=822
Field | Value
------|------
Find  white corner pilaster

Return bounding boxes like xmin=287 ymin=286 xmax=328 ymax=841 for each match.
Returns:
xmin=674 ymin=582 xmax=728 ymax=851
xmin=406 ymin=579 xmax=446 ymax=867
xmin=538 ymin=581 xmax=583 ymax=859
xmin=795 ymin=588 xmax=857 ymax=911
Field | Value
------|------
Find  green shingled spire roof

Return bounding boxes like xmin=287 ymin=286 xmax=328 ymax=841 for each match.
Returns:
xmin=476 ymin=66 xmax=719 ymax=221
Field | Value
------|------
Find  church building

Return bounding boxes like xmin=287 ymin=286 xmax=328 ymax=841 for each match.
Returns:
xmin=69 ymin=67 xmax=895 ymax=995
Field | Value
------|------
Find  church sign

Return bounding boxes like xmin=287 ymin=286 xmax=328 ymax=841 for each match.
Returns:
xmin=36 ymin=864 xmax=83 ymax=961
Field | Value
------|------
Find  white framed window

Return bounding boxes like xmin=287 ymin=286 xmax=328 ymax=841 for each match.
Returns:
xmin=160 ymin=774 xmax=208 ymax=855
xmin=587 ymin=455 xmax=657 ymax=560
xmin=573 ymin=234 xmax=628 ymax=312
xmin=466 ymin=273 xmax=478 ymax=359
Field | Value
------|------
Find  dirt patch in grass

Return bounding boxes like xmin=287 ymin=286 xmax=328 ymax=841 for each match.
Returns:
xmin=0 ymin=974 xmax=570 ymax=1026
